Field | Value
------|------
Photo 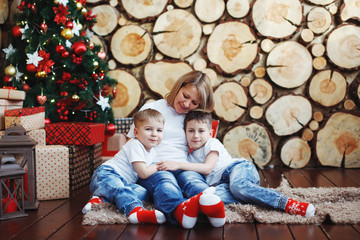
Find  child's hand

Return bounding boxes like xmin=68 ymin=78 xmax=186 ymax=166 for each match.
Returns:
xmin=156 ymin=161 xmax=180 ymax=171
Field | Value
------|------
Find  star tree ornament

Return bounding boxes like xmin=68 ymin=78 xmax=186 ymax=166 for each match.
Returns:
xmin=26 ymin=50 xmax=43 ymax=67
xmin=2 ymin=44 xmax=16 ymax=59
xmin=96 ymin=94 xmax=110 ymax=111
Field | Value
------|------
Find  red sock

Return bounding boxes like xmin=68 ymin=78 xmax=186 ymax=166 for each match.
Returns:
xmin=128 ymin=207 xmax=166 ymax=224
xmin=174 ymin=192 xmax=203 ymax=229
xmin=199 ymin=194 xmax=226 ymax=227
xmin=82 ymin=196 xmax=104 ymax=214
xmin=285 ymin=198 xmax=315 ymax=217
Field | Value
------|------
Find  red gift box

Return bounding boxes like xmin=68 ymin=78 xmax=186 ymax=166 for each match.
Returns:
xmin=45 ymin=122 xmax=105 ymax=145
xmin=5 ymin=106 xmax=45 ymax=131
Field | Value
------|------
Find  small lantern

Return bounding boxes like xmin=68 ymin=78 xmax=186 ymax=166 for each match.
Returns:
xmin=0 ymin=155 xmax=28 ymax=220
xmin=0 ymin=125 xmax=38 ymax=209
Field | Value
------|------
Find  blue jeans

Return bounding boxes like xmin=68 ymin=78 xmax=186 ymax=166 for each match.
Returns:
xmin=90 ymin=165 xmax=149 ymax=216
xmin=138 ymin=170 xmax=206 ymax=225
xmin=215 ymin=159 xmax=288 ymax=210
xmin=174 ymin=170 xmax=209 ymax=198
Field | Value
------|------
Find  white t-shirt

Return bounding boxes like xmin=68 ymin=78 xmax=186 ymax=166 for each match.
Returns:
xmin=188 ymin=138 xmax=235 ymax=186
xmin=102 ymin=138 xmax=156 ymax=184
xmin=128 ymin=99 xmax=188 ymax=162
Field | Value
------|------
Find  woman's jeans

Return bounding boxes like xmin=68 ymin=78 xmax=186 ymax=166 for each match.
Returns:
xmin=177 ymin=159 xmax=289 ymax=210
xmin=137 ymin=170 xmax=208 ymax=225
xmin=90 ymin=165 xmax=149 ymax=216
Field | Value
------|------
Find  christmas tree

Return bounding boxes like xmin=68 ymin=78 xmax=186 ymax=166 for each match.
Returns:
xmin=2 ymin=0 xmax=117 ymax=126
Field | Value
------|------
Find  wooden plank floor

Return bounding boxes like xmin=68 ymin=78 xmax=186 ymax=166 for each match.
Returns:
xmin=1 ymin=168 xmax=360 ymax=240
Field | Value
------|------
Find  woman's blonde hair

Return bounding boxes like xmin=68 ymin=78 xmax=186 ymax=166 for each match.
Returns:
xmin=165 ymin=71 xmax=214 ymax=112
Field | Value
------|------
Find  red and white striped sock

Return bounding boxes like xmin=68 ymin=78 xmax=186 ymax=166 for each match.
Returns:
xmin=174 ymin=191 xmax=204 ymax=229
xmin=128 ymin=207 xmax=166 ymax=224
xmin=82 ymin=196 xmax=104 ymax=214
xmin=199 ymin=193 xmax=226 ymax=227
xmin=285 ymin=198 xmax=315 ymax=218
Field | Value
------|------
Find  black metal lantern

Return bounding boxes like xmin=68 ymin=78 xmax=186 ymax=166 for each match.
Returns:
xmin=0 ymin=125 xmax=38 ymax=209
xmin=0 ymin=155 xmax=28 ymax=220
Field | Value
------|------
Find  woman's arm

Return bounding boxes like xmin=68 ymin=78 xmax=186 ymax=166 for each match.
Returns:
xmin=132 ymin=162 xmax=158 ymax=179
xmin=157 ymin=151 xmax=218 ymax=175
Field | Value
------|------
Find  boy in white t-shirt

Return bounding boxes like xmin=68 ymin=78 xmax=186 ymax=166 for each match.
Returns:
xmin=82 ymin=109 xmax=166 ymax=224
xmin=158 ymin=110 xmax=316 ymax=218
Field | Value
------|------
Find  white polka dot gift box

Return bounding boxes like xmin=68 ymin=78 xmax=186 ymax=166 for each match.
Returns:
xmin=35 ymin=145 xmax=69 ymax=200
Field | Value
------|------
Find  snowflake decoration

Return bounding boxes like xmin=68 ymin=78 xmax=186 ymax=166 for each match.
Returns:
xmin=85 ymin=29 xmax=94 ymax=39
xmin=14 ymin=67 xmax=23 ymax=80
xmin=65 ymin=40 xmax=72 ymax=48
xmin=96 ymin=95 xmax=110 ymax=111
xmin=26 ymin=50 xmax=43 ymax=67
xmin=2 ymin=44 xmax=16 ymax=59
xmin=58 ymin=0 xmax=69 ymax=6
xmin=20 ymin=24 xmax=29 ymax=40
xmin=72 ymin=20 xmax=81 ymax=36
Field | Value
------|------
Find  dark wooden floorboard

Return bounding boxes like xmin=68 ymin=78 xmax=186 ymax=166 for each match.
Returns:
xmin=153 ymin=223 xmax=190 ymax=240
xmin=1 ymin=168 xmax=359 ymax=240
xmin=223 ymin=223 xmax=257 ymax=240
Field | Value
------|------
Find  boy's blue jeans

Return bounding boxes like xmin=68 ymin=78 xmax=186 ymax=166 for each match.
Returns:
xmin=177 ymin=159 xmax=289 ymax=210
xmin=90 ymin=165 xmax=149 ymax=216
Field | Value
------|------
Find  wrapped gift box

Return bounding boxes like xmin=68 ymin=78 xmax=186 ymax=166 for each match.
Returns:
xmin=5 ymin=106 xmax=45 ymax=131
xmin=45 ymin=122 xmax=105 ymax=145
xmin=114 ymin=117 xmax=133 ymax=133
xmin=0 ymin=88 xmax=26 ymax=100
xmin=0 ymin=99 xmax=23 ymax=130
xmin=27 ymin=129 xmax=46 ymax=146
xmin=102 ymin=133 xmax=128 ymax=157
xmin=68 ymin=143 xmax=102 ymax=190
xmin=36 ymin=145 xmax=69 ymax=200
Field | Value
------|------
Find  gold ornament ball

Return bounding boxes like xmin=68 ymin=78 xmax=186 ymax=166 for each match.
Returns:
xmin=93 ymin=61 xmax=99 ymax=69
xmin=81 ymin=8 xmax=88 ymax=15
xmin=36 ymin=71 xmax=47 ymax=78
xmin=76 ymin=2 xmax=82 ymax=10
xmin=5 ymin=65 xmax=16 ymax=77
xmin=61 ymin=28 xmax=73 ymax=40
xmin=54 ymin=0 xmax=59 ymax=4
xmin=72 ymin=94 xmax=80 ymax=101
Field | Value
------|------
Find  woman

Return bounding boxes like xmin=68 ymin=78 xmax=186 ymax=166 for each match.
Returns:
xmin=127 ymin=71 xmax=225 ymax=228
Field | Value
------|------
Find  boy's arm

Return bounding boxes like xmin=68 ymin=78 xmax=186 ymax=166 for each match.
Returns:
xmin=132 ymin=161 xmax=158 ymax=179
xmin=157 ymin=151 xmax=218 ymax=175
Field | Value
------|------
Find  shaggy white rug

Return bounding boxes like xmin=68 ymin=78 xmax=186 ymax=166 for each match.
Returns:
xmin=82 ymin=178 xmax=360 ymax=225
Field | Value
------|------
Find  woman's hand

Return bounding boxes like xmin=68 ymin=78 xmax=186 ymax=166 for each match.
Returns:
xmin=156 ymin=161 xmax=181 ymax=171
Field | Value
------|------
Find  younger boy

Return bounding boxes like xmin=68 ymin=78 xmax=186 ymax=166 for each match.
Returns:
xmin=82 ymin=109 xmax=166 ymax=224
xmin=158 ymin=110 xmax=315 ymax=218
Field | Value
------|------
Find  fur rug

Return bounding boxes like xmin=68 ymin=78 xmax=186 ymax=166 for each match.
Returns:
xmin=82 ymin=178 xmax=360 ymax=225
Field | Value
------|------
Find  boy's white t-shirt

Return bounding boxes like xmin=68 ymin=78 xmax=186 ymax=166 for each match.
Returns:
xmin=127 ymin=99 xmax=188 ymax=163
xmin=102 ymin=138 xmax=156 ymax=184
xmin=188 ymin=138 xmax=235 ymax=186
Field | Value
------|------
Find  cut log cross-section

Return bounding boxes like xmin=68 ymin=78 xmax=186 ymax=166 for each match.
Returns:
xmin=194 ymin=0 xmax=225 ymax=23
xmin=326 ymin=24 xmax=360 ymax=70
xmin=143 ymin=60 xmax=193 ymax=98
xmin=340 ymin=0 xmax=360 ymax=22
xmin=308 ymin=70 xmax=347 ymax=107
xmin=315 ymin=112 xmax=360 ymax=168
xmin=213 ymin=81 xmax=249 ymax=122
xmin=206 ymin=21 xmax=259 ymax=75
xmin=91 ymin=5 xmax=119 ymax=36
xmin=251 ymin=0 xmax=303 ymax=39
xmin=265 ymin=95 xmax=312 ymax=136
xmin=108 ymin=70 xmax=142 ymax=118
xmin=280 ymin=137 xmax=312 ymax=168
xmin=249 ymin=78 xmax=273 ymax=104
xmin=306 ymin=7 xmax=332 ymax=35
xmin=110 ymin=25 xmax=153 ymax=66
xmin=121 ymin=0 xmax=168 ymax=21
xmin=266 ymin=41 xmax=313 ymax=89
xmin=223 ymin=123 xmax=273 ymax=167
xmin=226 ymin=0 xmax=250 ymax=19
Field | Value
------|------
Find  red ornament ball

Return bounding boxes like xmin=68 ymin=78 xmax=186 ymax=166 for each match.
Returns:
xmin=65 ymin=21 xmax=73 ymax=29
xmin=45 ymin=118 xmax=51 ymax=124
xmin=56 ymin=45 xmax=65 ymax=53
xmin=4 ymin=76 xmax=12 ymax=83
xmin=105 ymin=123 xmax=116 ymax=136
xmin=61 ymin=51 xmax=69 ymax=58
xmin=11 ymin=26 xmax=22 ymax=38
xmin=22 ymin=84 xmax=30 ymax=92
xmin=26 ymin=64 xmax=37 ymax=73
xmin=72 ymin=42 xmax=87 ymax=55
